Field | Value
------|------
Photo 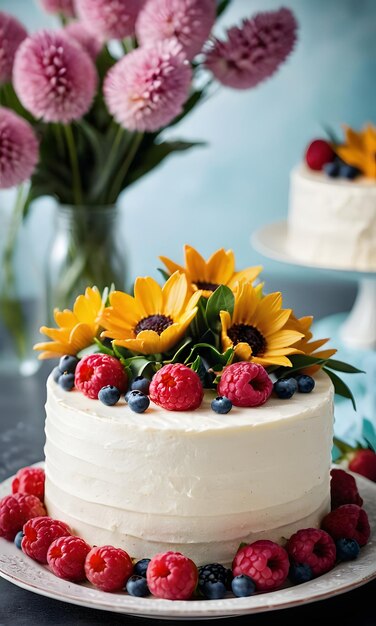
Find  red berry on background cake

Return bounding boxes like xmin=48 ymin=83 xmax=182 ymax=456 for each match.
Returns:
xmin=147 ymin=551 xmax=198 ymax=600
xmin=330 ymin=468 xmax=363 ymax=509
xmin=349 ymin=449 xmax=376 ymax=483
xmin=232 ymin=540 xmax=289 ymax=591
xmin=149 ymin=364 xmax=203 ymax=411
xmin=305 ymin=139 xmax=335 ymax=171
xmin=12 ymin=466 xmax=45 ymax=501
xmin=22 ymin=516 xmax=71 ymax=563
xmin=0 ymin=494 xmax=46 ymax=541
xmin=85 ymin=545 xmax=133 ymax=592
xmin=75 ymin=354 xmax=128 ymax=399
xmin=218 ymin=362 xmax=273 ymax=408
xmin=321 ymin=504 xmax=371 ymax=547
xmin=286 ymin=528 xmax=336 ymax=577
xmin=47 ymin=535 xmax=91 ymax=582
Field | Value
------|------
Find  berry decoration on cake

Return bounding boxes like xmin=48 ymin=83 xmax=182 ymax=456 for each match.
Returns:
xmin=231 ymin=574 xmax=256 ymax=597
xmin=12 ymin=466 xmax=45 ymax=501
xmin=349 ymin=449 xmax=376 ymax=483
xmin=133 ymin=558 xmax=151 ymax=577
xmin=305 ymin=139 xmax=335 ymax=171
xmin=330 ymin=468 xmax=363 ymax=509
xmin=146 ymin=551 xmax=198 ymax=600
xmin=75 ymin=354 xmax=128 ymax=399
xmin=22 ymin=516 xmax=71 ymax=563
xmin=286 ymin=528 xmax=336 ymax=577
xmin=335 ymin=538 xmax=360 ymax=562
xmin=14 ymin=530 xmax=24 ymax=550
xmin=288 ymin=563 xmax=313 ymax=584
xmin=321 ymin=504 xmax=371 ymax=547
xmin=218 ymin=362 xmax=273 ymax=407
xmin=232 ymin=540 xmax=290 ymax=591
xmin=198 ymin=562 xmax=232 ymax=596
xmin=0 ymin=494 xmax=46 ymax=541
xmin=85 ymin=545 xmax=133 ymax=592
xmin=127 ymin=390 xmax=150 ymax=413
xmin=126 ymin=575 xmax=150 ymax=597
xmin=130 ymin=376 xmax=151 ymax=395
xmin=149 ymin=363 xmax=203 ymax=411
xmin=273 ymin=377 xmax=297 ymax=399
xmin=211 ymin=396 xmax=233 ymax=414
xmin=98 ymin=385 xmax=121 ymax=406
xmin=47 ymin=535 xmax=91 ymax=581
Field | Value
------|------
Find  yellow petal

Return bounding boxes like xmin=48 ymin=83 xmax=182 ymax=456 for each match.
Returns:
xmin=134 ymin=277 xmax=163 ymax=316
xmin=219 ymin=310 xmax=231 ymax=333
xmin=159 ymin=256 xmax=186 ymax=277
xmin=206 ymin=248 xmax=235 ymax=284
xmin=162 ymin=271 xmax=188 ymax=319
xmin=253 ymin=355 xmax=293 ymax=367
xmin=228 ymin=265 xmax=263 ymax=289
xmin=184 ymin=245 xmax=208 ymax=282
xmin=234 ymin=342 xmax=252 ymax=361
xmin=266 ymin=330 xmax=304 ymax=349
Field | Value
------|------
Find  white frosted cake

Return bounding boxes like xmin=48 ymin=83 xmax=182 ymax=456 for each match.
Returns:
xmin=44 ymin=371 xmax=334 ymax=566
xmin=287 ymin=164 xmax=376 ymax=271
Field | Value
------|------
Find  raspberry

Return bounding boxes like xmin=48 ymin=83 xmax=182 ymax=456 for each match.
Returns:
xmin=218 ymin=362 xmax=273 ymax=408
xmin=305 ymin=139 xmax=335 ymax=171
xmin=149 ymin=364 xmax=203 ymax=411
xmin=12 ymin=467 xmax=45 ymax=501
xmin=22 ymin=516 xmax=71 ymax=563
xmin=147 ymin=551 xmax=198 ymax=600
xmin=85 ymin=545 xmax=133 ymax=592
xmin=321 ymin=504 xmax=371 ymax=547
xmin=0 ymin=494 xmax=46 ymax=541
xmin=232 ymin=540 xmax=289 ymax=592
xmin=47 ymin=536 xmax=91 ymax=582
xmin=286 ymin=528 xmax=336 ymax=577
xmin=349 ymin=449 xmax=376 ymax=483
xmin=75 ymin=354 xmax=128 ymax=399
xmin=330 ymin=468 xmax=363 ymax=509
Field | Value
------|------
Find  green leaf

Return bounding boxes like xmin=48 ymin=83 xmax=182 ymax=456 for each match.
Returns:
xmin=206 ymin=286 xmax=234 ymax=333
xmin=362 ymin=419 xmax=376 ymax=452
xmin=167 ymin=337 xmax=194 ymax=364
xmin=77 ymin=343 xmax=100 ymax=358
xmin=324 ymin=358 xmax=364 ymax=374
xmin=123 ymin=356 xmax=155 ymax=379
xmin=333 ymin=436 xmax=357 ymax=455
xmin=189 ymin=296 xmax=209 ymax=341
xmin=323 ymin=367 xmax=357 ymax=410
xmin=157 ymin=268 xmax=170 ymax=282
xmin=93 ymin=337 xmax=114 ymax=356
xmin=217 ymin=0 xmax=232 ymax=17
xmin=276 ymin=354 xmax=328 ymax=378
xmin=185 ymin=343 xmax=234 ymax=369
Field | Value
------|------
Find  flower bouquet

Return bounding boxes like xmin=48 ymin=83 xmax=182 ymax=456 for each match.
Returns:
xmin=34 ymin=244 xmax=361 ymax=406
xmin=1 ymin=0 xmax=298 ymax=314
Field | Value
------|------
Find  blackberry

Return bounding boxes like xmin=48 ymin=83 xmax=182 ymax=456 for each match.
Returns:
xmin=198 ymin=563 xmax=232 ymax=592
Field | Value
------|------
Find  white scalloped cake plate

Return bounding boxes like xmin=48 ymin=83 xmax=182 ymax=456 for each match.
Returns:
xmin=251 ymin=221 xmax=376 ymax=279
xmin=1 ymin=464 xmax=376 ymax=620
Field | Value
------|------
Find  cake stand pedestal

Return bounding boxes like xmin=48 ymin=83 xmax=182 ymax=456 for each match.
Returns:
xmin=251 ymin=221 xmax=376 ymax=445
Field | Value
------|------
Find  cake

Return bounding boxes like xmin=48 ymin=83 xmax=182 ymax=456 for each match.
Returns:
xmin=33 ymin=244 xmax=355 ymax=570
xmin=287 ymin=124 xmax=376 ymax=271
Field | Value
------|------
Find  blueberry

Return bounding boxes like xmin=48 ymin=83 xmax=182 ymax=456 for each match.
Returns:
xmin=58 ymin=355 xmax=79 ymax=374
xmin=273 ymin=378 xmax=298 ymax=399
xmin=58 ymin=372 xmax=75 ymax=391
xmin=133 ymin=558 xmax=151 ymax=577
xmin=130 ymin=376 xmax=151 ymax=395
xmin=126 ymin=575 xmax=150 ymax=597
xmin=339 ymin=164 xmax=360 ymax=180
xmin=128 ymin=390 xmax=150 ymax=413
xmin=202 ymin=580 xmax=227 ymax=599
xmin=231 ymin=574 xmax=256 ymax=597
xmin=289 ymin=563 xmax=313 ymax=584
xmin=52 ymin=366 xmax=62 ymax=383
xmin=323 ymin=162 xmax=340 ymax=178
xmin=335 ymin=538 xmax=360 ymax=561
xmin=98 ymin=385 xmax=120 ymax=406
xmin=14 ymin=531 xmax=24 ymax=550
xmin=211 ymin=396 xmax=232 ymax=414
xmin=295 ymin=374 xmax=315 ymax=393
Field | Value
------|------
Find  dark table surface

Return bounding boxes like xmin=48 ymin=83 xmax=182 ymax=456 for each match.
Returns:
xmin=1 ymin=275 xmax=375 ymax=625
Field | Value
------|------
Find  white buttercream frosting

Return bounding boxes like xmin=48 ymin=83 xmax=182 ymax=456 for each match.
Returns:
xmin=287 ymin=164 xmax=376 ymax=270
xmin=44 ymin=372 xmax=334 ymax=565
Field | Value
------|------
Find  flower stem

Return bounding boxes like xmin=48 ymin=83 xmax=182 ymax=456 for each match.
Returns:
xmin=64 ymin=124 xmax=83 ymax=206
xmin=108 ymin=132 xmax=144 ymax=202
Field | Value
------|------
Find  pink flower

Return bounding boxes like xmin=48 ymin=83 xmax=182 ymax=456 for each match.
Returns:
xmin=0 ymin=107 xmax=39 ymax=189
xmin=75 ymin=0 xmax=143 ymax=41
xmin=204 ymin=7 xmax=297 ymax=89
xmin=0 ymin=12 xmax=27 ymax=85
xmin=13 ymin=31 xmax=97 ymax=124
xmin=63 ymin=21 xmax=103 ymax=60
xmin=104 ymin=40 xmax=192 ymax=132
xmin=136 ymin=0 xmax=216 ymax=60
xmin=38 ymin=0 xmax=76 ymax=18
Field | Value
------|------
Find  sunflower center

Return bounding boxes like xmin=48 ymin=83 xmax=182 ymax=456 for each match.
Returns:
xmin=135 ymin=314 xmax=173 ymax=336
xmin=228 ymin=323 xmax=267 ymax=356
xmin=195 ymin=281 xmax=219 ymax=292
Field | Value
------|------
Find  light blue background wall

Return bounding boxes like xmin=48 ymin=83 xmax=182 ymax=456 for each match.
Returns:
xmin=1 ymin=0 xmax=376 ymax=283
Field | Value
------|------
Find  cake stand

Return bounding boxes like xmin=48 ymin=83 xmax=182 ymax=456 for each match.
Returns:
xmin=251 ymin=221 xmax=376 ymax=443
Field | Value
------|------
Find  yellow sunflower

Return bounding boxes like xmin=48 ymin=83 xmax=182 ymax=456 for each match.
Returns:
xmin=336 ymin=124 xmax=376 ymax=179
xmin=220 ymin=282 xmax=304 ymax=367
xmin=34 ymin=287 xmax=104 ymax=359
xmin=100 ymin=271 xmax=201 ymax=355
xmin=287 ymin=315 xmax=337 ymax=373
xmin=160 ymin=244 xmax=262 ymax=298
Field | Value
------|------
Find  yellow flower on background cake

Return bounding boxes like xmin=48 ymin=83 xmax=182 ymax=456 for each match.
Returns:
xmin=336 ymin=124 xmax=376 ymax=179
xmin=34 ymin=287 xmax=104 ymax=359
xmin=219 ymin=282 xmax=304 ymax=367
xmin=160 ymin=244 xmax=262 ymax=298
xmin=100 ymin=271 xmax=201 ymax=355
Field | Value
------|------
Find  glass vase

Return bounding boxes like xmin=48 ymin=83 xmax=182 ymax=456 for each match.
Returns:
xmin=46 ymin=204 xmax=127 ymax=315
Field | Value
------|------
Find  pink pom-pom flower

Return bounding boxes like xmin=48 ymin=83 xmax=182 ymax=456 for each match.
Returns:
xmin=63 ymin=21 xmax=103 ymax=60
xmin=104 ymin=40 xmax=192 ymax=132
xmin=38 ymin=0 xmax=76 ymax=18
xmin=0 ymin=107 xmax=39 ymax=189
xmin=136 ymin=0 xmax=216 ymax=61
xmin=0 ymin=12 xmax=27 ymax=84
xmin=75 ymin=0 xmax=143 ymax=41
xmin=13 ymin=31 xmax=97 ymax=124
xmin=204 ymin=7 xmax=297 ymax=90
